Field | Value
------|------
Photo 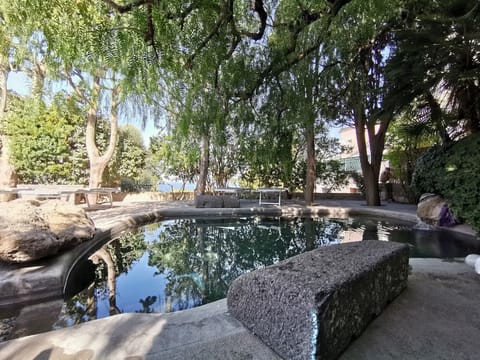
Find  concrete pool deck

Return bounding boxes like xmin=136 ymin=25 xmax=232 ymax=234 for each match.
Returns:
xmin=0 ymin=199 xmax=479 ymax=359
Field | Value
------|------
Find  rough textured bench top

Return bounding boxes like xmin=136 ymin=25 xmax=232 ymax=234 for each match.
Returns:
xmin=227 ymin=240 xmax=409 ymax=360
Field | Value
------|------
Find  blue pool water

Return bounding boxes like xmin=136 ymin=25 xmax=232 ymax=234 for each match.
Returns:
xmin=57 ymin=216 xmax=479 ymax=327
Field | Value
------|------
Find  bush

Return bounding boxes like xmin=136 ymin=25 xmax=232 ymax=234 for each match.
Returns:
xmin=412 ymin=133 xmax=480 ymax=231
xmin=120 ymin=178 xmax=137 ymax=192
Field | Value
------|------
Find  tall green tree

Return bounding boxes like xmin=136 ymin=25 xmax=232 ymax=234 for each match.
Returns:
xmin=385 ymin=0 xmax=480 ymax=140
xmin=320 ymin=1 xmax=403 ymax=205
xmin=6 ymin=96 xmax=88 ymax=184
xmin=103 ymin=124 xmax=146 ymax=186
xmin=3 ymin=0 xmax=154 ymax=189
xmin=147 ymin=132 xmax=200 ymax=191
xmin=0 ymin=14 xmax=18 ymax=194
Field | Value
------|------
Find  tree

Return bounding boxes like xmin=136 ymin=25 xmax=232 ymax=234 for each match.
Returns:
xmin=103 ymin=124 xmax=146 ymax=186
xmin=147 ymin=132 xmax=200 ymax=192
xmin=3 ymin=0 xmax=154 ymax=190
xmin=385 ymin=0 xmax=480 ymax=140
xmin=5 ymin=0 xmax=432 ymax=206
xmin=6 ymin=95 xmax=88 ymax=184
xmin=0 ymin=14 xmax=17 ymax=195
xmin=94 ymin=0 xmax=356 ymax=199
xmin=384 ymin=109 xmax=439 ymax=202
xmin=319 ymin=1 xmax=404 ymax=205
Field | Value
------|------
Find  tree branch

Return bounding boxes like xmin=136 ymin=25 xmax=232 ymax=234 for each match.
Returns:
xmin=242 ymin=0 xmax=267 ymax=40
xmin=64 ymin=69 xmax=91 ymax=106
xmin=102 ymin=0 xmax=151 ymax=14
xmin=186 ymin=11 xmax=227 ymax=69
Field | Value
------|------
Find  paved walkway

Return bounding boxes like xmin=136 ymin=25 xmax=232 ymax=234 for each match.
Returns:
xmin=0 ymin=199 xmax=479 ymax=359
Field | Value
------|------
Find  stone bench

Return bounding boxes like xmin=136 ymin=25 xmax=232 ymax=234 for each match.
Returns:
xmin=227 ymin=241 xmax=409 ymax=360
xmin=194 ymin=194 xmax=240 ymax=208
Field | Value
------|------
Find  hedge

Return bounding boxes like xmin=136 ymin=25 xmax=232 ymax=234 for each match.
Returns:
xmin=412 ymin=133 xmax=480 ymax=232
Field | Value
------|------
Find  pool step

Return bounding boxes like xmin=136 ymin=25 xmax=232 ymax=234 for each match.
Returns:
xmin=227 ymin=240 xmax=409 ymax=360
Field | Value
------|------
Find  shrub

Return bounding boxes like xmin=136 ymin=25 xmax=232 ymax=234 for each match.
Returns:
xmin=120 ymin=178 xmax=137 ymax=192
xmin=412 ymin=133 xmax=480 ymax=231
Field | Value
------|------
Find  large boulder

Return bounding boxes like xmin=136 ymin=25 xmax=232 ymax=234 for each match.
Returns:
xmin=0 ymin=199 xmax=95 ymax=263
xmin=417 ymin=193 xmax=458 ymax=227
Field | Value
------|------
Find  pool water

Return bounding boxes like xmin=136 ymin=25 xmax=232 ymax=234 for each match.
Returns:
xmin=1 ymin=216 xmax=479 ymax=340
xmin=57 ymin=216 xmax=479 ymax=327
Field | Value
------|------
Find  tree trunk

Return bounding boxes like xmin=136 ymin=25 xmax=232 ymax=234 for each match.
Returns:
xmin=84 ymin=77 xmax=119 ymax=204
xmin=30 ymin=61 xmax=46 ymax=105
xmin=91 ymin=248 xmax=121 ymax=315
xmin=354 ymin=102 xmax=391 ymax=206
xmin=304 ymin=117 xmax=316 ymax=206
xmin=362 ymin=165 xmax=380 ymax=205
xmin=195 ymin=133 xmax=210 ymax=195
xmin=0 ymin=67 xmax=17 ymax=201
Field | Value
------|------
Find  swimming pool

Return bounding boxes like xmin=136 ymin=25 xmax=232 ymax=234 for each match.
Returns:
xmin=1 ymin=215 xmax=479 ymax=340
xmin=60 ymin=216 xmax=479 ymax=324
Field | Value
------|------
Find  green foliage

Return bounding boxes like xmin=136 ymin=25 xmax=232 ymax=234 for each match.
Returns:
xmin=238 ymin=127 xmax=297 ymax=189
xmin=411 ymin=145 xmax=449 ymax=198
xmin=103 ymin=124 xmax=147 ymax=186
xmin=412 ymin=133 xmax=480 ymax=230
xmin=317 ymin=160 xmax=351 ymax=192
xmin=147 ymin=132 xmax=200 ymax=185
xmin=6 ymin=96 xmax=88 ymax=184
xmin=385 ymin=0 xmax=480 ymax=136
xmin=6 ymin=95 xmax=146 ymax=186
xmin=385 ymin=110 xmax=439 ymax=202
xmin=3 ymin=0 xmax=477 ymax=204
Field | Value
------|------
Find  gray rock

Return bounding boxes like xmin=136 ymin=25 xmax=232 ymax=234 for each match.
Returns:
xmin=0 ymin=199 xmax=95 ymax=263
xmin=227 ymin=241 xmax=409 ymax=360
xmin=195 ymin=195 xmax=224 ymax=208
xmin=417 ymin=193 xmax=445 ymax=225
xmin=222 ymin=196 xmax=240 ymax=208
xmin=194 ymin=195 xmax=239 ymax=208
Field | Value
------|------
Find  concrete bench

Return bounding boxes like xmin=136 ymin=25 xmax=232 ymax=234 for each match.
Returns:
xmin=227 ymin=241 xmax=409 ymax=360
xmin=194 ymin=194 xmax=240 ymax=208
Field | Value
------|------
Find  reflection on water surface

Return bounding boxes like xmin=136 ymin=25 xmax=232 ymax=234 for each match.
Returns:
xmin=59 ymin=216 xmax=479 ymax=327
xmin=2 ymin=216 xmax=479 ymax=340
